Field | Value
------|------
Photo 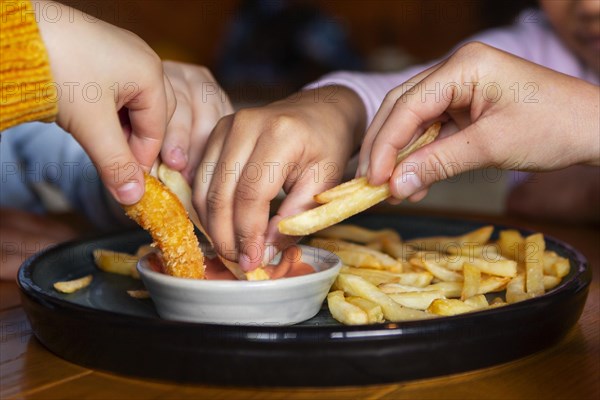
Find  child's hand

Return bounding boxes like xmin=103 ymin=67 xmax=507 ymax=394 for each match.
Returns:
xmin=36 ymin=1 xmax=176 ymax=205
xmin=359 ymin=42 xmax=600 ymax=202
xmin=192 ymin=87 xmax=365 ymax=271
xmin=160 ymin=61 xmax=234 ymax=181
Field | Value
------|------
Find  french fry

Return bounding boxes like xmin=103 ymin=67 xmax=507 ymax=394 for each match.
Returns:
xmin=314 ymin=222 xmax=570 ymax=326
xmin=54 ymin=274 xmax=93 ymax=294
xmin=127 ymin=289 xmax=150 ymax=299
xmin=341 ymin=266 xmax=432 ymax=287
xmin=461 ymin=263 xmax=481 ymax=300
xmin=336 ymin=273 xmax=433 ymax=321
xmin=525 ymin=233 xmax=545 ymax=296
xmin=552 ymin=257 xmax=570 ymax=279
xmin=381 ymin=236 xmax=416 ymax=260
xmin=327 ymin=290 xmax=369 ymax=325
xmin=365 ymin=241 xmax=383 ymax=251
xmin=478 ymin=276 xmax=511 ymax=294
xmin=506 ymin=275 xmax=532 ymax=303
xmin=497 ymin=229 xmax=526 ymax=262
xmin=422 ymin=260 xmax=463 ymax=282
xmin=543 ymin=251 xmax=570 ymax=279
xmin=463 ymin=294 xmax=489 ymax=309
xmin=490 ymin=297 xmax=507 ymax=306
xmin=314 ymin=178 xmax=368 ymax=204
xmin=379 ymin=281 xmax=463 ymax=298
xmin=311 ymin=238 xmax=403 ymax=272
xmin=93 ymin=249 xmax=139 ymax=278
xmin=447 ymin=243 xmax=502 ymax=261
xmin=388 ymin=291 xmax=445 ymax=310
xmin=426 ymin=281 xmax=464 ymax=298
xmin=278 ymin=123 xmax=441 ymax=235
xmin=406 ymin=226 xmax=494 ymax=252
xmin=336 ymin=250 xmax=383 ymax=268
xmin=543 ymin=251 xmax=559 ymax=274
xmin=314 ymin=224 xmax=400 ymax=244
xmin=346 ymin=296 xmax=385 ymax=323
xmin=427 ymin=298 xmax=477 ymax=316
xmin=468 ymin=258 xmax=517 ymax=278
xmin=543 ymin=275 xmax=561 ymax=290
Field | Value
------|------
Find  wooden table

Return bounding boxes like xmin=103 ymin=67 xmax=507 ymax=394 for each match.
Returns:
xmin=1 ymin=212 xmax=598 ymax=399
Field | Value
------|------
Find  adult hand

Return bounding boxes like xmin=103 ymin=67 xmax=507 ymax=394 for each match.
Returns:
xmin=359 ymin=42 xmax=600 ymax=202
xmin=193 ymin=86 xmax=365 ymax=271
xmin=36 ymin=1 xmax=176 ymax=205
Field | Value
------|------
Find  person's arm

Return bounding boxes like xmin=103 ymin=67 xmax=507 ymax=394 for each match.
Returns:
xmin=360 ymin=42 xmax=600 ymax=204
xmin=1 ymin=0 xmax=177 ymax=205
xmin=305 ymin=7 xmax=597 ymax=135
xmin=0 ymin=0 xmax=57 ymax=127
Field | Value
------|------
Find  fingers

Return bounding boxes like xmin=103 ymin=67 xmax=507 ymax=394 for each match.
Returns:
xmin=161 ymin=88 xmax=192 ymax=170
xmin=161 ymin=61 xmax=235 ymax=182
xmin=70 ymin=102 xmax=148 ymax=204
xmin=183 ymin=96 xmax=233 ymax=182
xmin=388 ymin=123 xmax=486 ymax=199
xmin=357 ymin=62 xmax=443 ymax=180
xmin=193 ymin=115 xmax=255 ymax=264
xmin=231 ymin=134 xmax=307 ymax=271
xmin=126 ymin=68 xmax=175 ymax=172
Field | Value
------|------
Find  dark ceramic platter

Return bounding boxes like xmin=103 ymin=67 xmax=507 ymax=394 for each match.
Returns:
xmin=18 ymin=215 xmax=591 ymax=387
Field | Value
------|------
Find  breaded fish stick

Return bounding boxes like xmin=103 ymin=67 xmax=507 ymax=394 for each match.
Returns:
xmin=123 ymin=173 xmax=205 ymax=279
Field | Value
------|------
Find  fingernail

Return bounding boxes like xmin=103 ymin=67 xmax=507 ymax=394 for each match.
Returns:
xmin=394 ymin=172 xmax=422 ymax=198
xmin=239 ymin=252 xmax=253 ymax=272
xmin=169 ymin=146 xmax=187 ymax=166
xmin=262 ymin=245 xmax=278 ymax=266
xmin=358 ymin=163 xmax=368 ymax=177
xmin=117 ymin=182 xmax=143 ymax=205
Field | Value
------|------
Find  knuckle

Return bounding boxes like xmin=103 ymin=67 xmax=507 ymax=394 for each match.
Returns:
xmin=422 ymin=149 xmax=458 ymax=181
xmin=234 ymin=180 xmax=261 ymax=204
xmin=264 ymin=115 xmax=306 ymax=147
xmin=205 ymin=187 xmax=228 ymax=216
xmin=454 ymin=41 xmax=492 ymax=62
xmin=386 ymin=87 xmax=404 ymax=102
xmin=230 ymin=108 xmax=254 ymax=126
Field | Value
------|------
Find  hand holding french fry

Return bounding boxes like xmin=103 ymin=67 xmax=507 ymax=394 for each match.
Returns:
xmin=359 ymin=42 xmax=600 ymax=203
xmin=192 ymin=87 xmax=366 ymax=272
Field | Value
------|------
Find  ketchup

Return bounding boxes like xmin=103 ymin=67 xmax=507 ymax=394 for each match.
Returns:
xmin=150 ymin=245 xmax=315 ymax=280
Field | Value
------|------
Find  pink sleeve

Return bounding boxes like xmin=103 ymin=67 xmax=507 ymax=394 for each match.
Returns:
xmin=304 ymin=65 xmax=432 ymax=130
xmin=306 ymin=9 xmax=597 ymax=128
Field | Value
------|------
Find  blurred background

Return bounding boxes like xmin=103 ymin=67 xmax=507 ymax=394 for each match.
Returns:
xmin=60 ymin=0 xmax=531 ymax=104
xmin=54 ymin=0 xmax=538 ymax=215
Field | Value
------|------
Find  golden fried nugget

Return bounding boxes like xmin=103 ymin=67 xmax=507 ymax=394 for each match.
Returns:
xmin=123 ymin=173 xmax=205 ymax=279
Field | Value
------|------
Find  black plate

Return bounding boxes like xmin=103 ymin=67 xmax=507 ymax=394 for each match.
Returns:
xmin=18 ymin=215 xmax=591 ymax=387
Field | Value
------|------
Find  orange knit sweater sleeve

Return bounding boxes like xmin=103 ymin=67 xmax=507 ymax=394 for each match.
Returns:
xmin=0 ymin=0 xmax=58 ymax=131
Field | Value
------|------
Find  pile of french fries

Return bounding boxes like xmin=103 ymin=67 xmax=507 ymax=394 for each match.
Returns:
xmin=311 ymin=224 xmax=570 ymax=325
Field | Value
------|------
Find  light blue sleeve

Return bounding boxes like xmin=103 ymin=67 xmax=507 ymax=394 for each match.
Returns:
xmin=0 ymin=122 xmax=134 ymax=231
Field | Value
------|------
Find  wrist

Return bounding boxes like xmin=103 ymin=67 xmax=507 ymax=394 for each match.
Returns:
xmin=291 ymin=86 xmax=366 ymax=155
xmin=334 ymin=86 xmax=367 ymax=155
xmin=574 ymin=81 xmax=600 ymax=166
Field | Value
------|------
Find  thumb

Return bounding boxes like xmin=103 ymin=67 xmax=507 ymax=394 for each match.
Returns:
xmin=74 ymin=111 xmax=146 ymax=205
xmin=263 ymin=181 xmax=330 ymax=264
xmin=389 ymin=125 xmax=486 ymax=199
